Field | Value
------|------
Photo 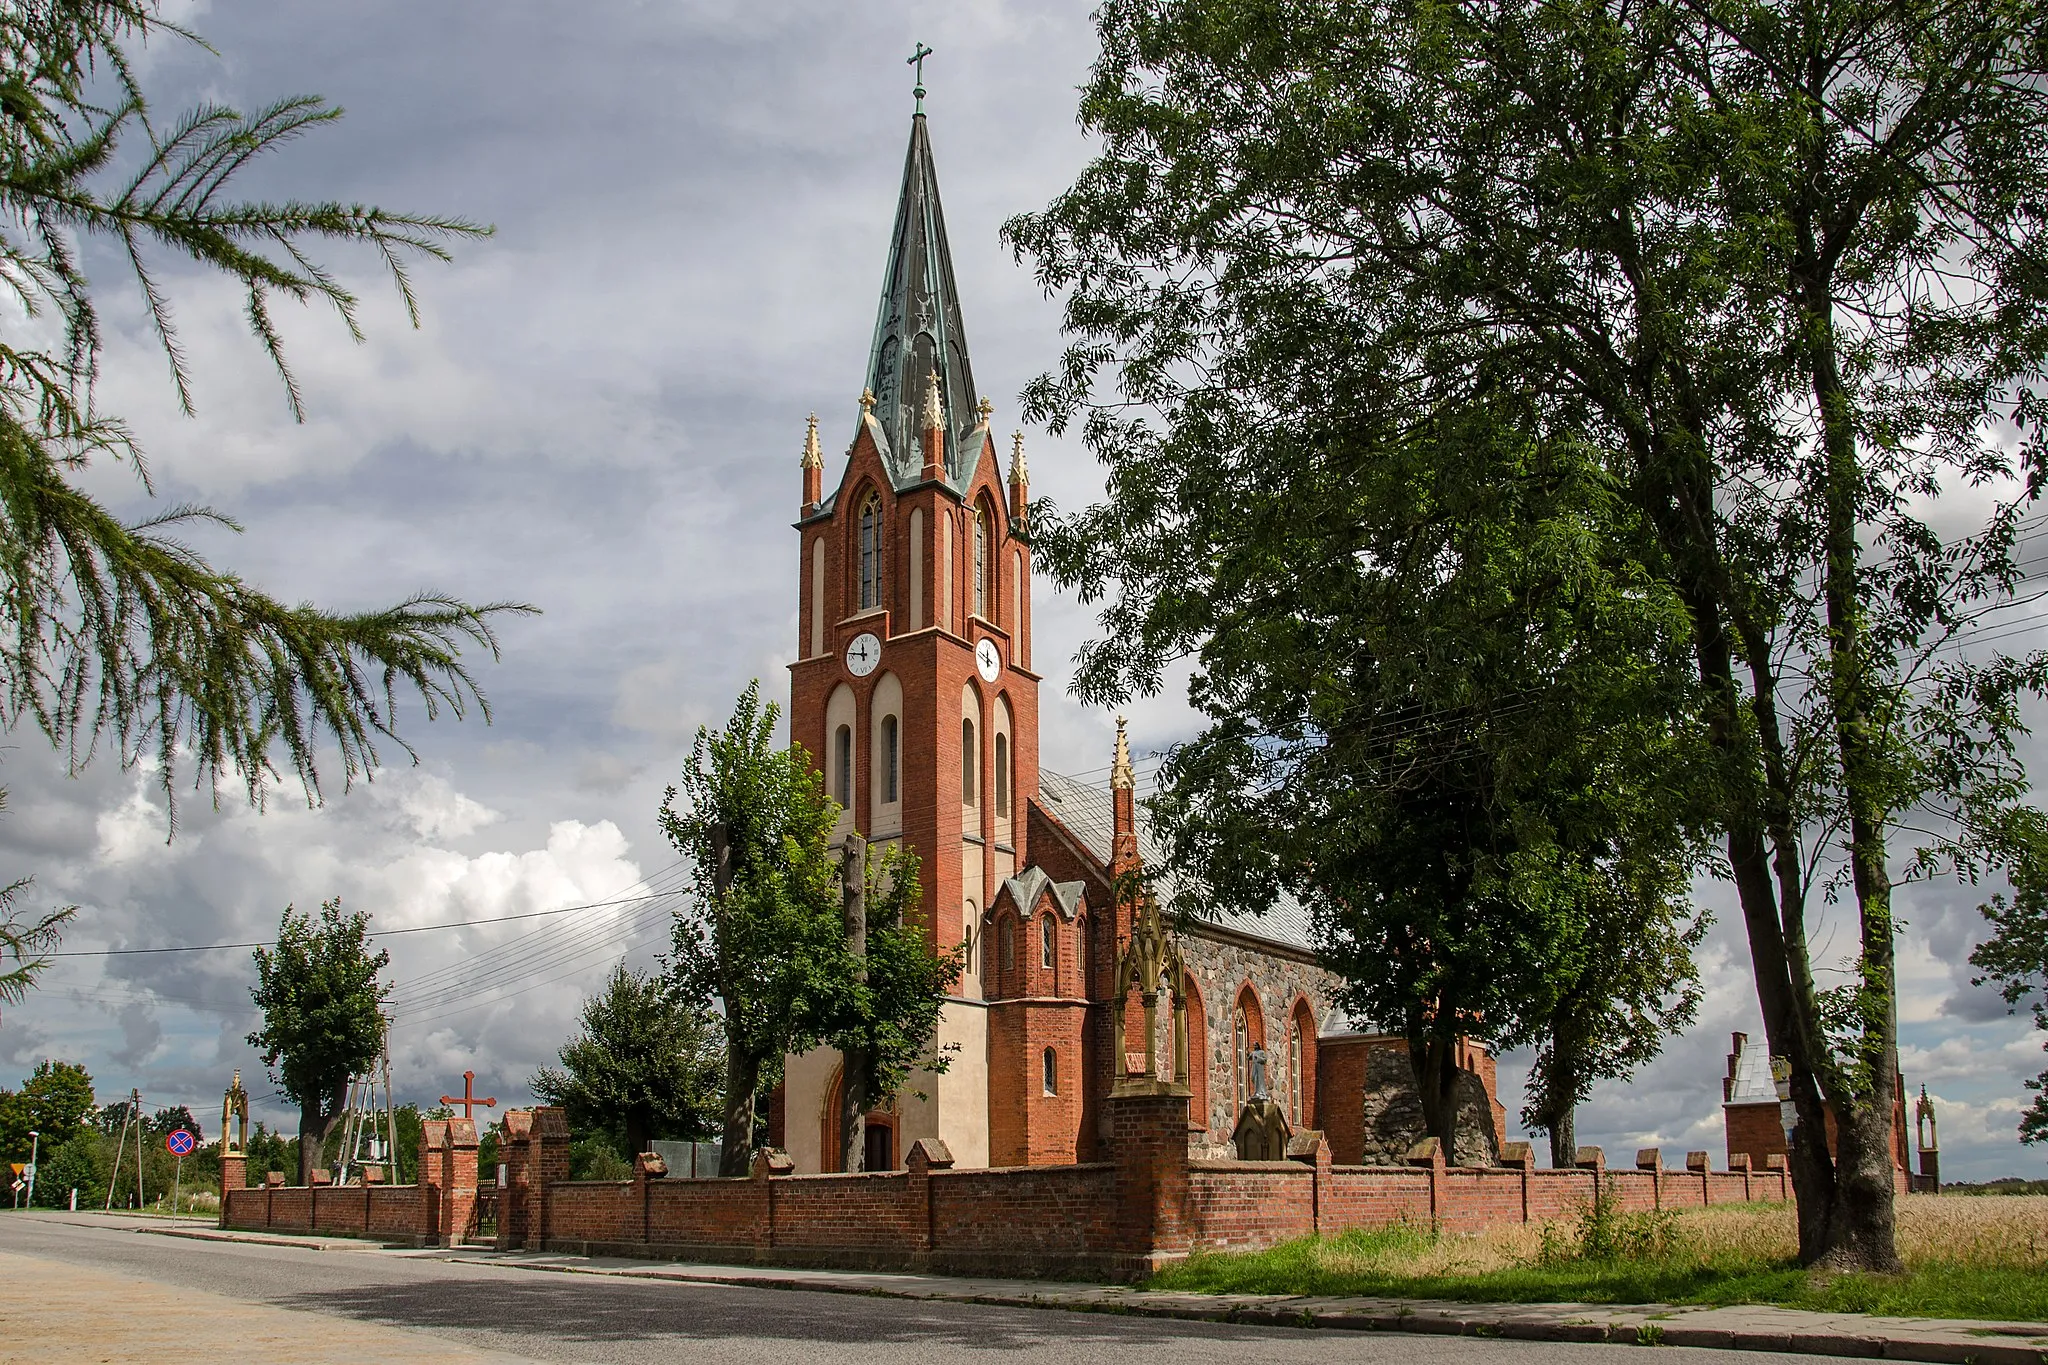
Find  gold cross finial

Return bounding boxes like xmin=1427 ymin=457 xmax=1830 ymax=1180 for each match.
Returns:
xmin=859 ymin=387 xmax=875 ymax=414
xmin=977 ymin=395 xmax=993 ymax=424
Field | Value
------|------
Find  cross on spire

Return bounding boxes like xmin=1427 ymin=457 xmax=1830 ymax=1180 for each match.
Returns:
xmin=439 ymin=1070 xmax=497 ymax=1121
xmin=908 ymin=41 xmax=934 ymax=114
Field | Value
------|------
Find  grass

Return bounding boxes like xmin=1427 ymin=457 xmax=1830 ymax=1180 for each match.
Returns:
xmin=1147 ymin=1193 xmax=2048 ymax=1323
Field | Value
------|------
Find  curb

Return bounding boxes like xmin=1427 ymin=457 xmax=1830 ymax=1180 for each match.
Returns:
xmin=414 ymin=1249 xmax=2048 ymax=1365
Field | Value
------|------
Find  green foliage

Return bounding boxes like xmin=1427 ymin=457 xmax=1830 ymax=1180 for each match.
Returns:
xmin=531 ymin=963 xmax=724 ymax=1155
xmin=567 ymin=1136 xmax=633 ymax=1182
xmin=660 ymin=681 xmax=855 ymax=1174
xmin=240 ymin=1119 xmax=296 ymax=1185
xmin=33 ymin=1130 xmax=103 ymax=1207
xmin=826 ymin=841 xmax=961 ymax=1119
xmin=0 ymin=857 xmax=71 ymax=1020
xmin=247 ymin=897 xmax=388 ymax=1182
xmin=0 ymin=1 xmax=528 ymax=815
xmin=0 ymin=1060 xmax=95 ymax=1157
xmin=1540 ymin=1182 xmax=1685 ymax=1265
xmin=1971 ymin=807 xmax=2048 ymax=1144
xmin=1009 ymin=0 xmax=2048 ymax=1267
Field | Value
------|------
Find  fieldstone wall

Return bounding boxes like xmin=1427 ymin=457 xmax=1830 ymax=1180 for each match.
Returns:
xmin=1356 ymin=1045 xmax=1500 ymax=1167
xmin=1179 ymin=933 xmax=1341 ymax=1152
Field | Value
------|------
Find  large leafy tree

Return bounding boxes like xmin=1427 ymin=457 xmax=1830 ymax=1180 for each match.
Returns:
xmin=661 ymin=682 xmax=847 ymax=1175
xmin=0 ymin=2 xmax=526 ymax=1001
xmin=247 ymin=898 xmax=389 ymax=1185
xmin=1008 ymin=0 xmax=2048 ymax=1270
xmin=0 ymin=1058 xmax=95 ymax=1159
xmin=531 ymin=963 xmax=724 ymax=1158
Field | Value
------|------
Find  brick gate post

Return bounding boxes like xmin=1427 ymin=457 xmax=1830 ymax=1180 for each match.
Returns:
xmin=440 ymin=1118 xmax=479 ymax=1247
xmin=418 ymin=1120 xmax=447 ymax=1245
xmin=1109 ymin=1079 xmax=1192 ymax=1278
xmin=526 ymin=1107 xmax=571 ymax=1250
xmin=217 ymin=1148 xmax=246 ymax=1228
xmin=498 ymin=1110 xmax=533 ymax=1251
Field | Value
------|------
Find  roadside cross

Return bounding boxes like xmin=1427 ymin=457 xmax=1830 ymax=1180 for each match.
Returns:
xmin=439 ymin=1070 xmax=497 ymax=1120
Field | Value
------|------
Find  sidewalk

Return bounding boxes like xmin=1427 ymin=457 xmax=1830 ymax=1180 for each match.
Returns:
xmin=408 ymin=1244 xmax=2048 ymax=1365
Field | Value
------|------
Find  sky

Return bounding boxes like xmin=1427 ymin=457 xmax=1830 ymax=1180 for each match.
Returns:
xmin=3 ymin=0 xmax=2041 ymax=1182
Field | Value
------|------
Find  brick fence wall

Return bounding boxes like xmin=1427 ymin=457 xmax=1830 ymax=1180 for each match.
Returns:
xmin=220 ymin=1090 xmax=1791 ymax=1278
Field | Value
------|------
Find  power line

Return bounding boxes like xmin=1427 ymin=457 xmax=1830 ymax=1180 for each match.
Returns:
xmin=42 ymin=860 xmax=692 ymax=958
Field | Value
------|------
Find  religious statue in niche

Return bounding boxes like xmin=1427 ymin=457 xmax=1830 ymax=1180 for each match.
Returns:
xmin=1233 ymin=1044 xmax=1290 ymax=1160
xmin=220 ymin=1070 xmax=249 ymax=1155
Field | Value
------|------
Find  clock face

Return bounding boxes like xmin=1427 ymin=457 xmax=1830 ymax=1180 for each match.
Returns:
xmin=975 ymin=637 xmax=1002 ymax=683
xmin=845 ymin=632 xmax=882 ymax=678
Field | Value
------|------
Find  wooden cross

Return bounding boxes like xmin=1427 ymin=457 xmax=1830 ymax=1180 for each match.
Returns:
xmin=439 ymin=1070 xmax=497 ymax=1120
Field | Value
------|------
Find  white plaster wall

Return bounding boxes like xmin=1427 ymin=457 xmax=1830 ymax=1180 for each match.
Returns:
xmin=925 ymin=997 xmax=989 ymax=1169
xmin=782 ymin=1043 xmax=841 ymax=1175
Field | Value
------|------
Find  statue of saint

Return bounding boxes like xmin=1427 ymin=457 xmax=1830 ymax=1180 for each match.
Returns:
xmin=1248 ymin=1043 xmax=1270 ymax=1102
xmin=221 ymin=1070 xmax=249 ymax=1154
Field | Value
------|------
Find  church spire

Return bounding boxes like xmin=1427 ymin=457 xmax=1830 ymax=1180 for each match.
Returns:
xmin=864 ymin=106 xmax=977 ymax=489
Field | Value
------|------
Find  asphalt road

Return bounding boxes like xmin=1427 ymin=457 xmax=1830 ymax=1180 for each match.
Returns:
xmin=0 ymin=1213 xmax=1814 ymax=1364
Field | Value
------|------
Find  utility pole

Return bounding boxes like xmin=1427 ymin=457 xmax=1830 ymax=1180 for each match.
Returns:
xmin=104 ymin=1093 xmax=132 ymax=1211
xmin=25 ymin=1130 xmax=38 ymax=1208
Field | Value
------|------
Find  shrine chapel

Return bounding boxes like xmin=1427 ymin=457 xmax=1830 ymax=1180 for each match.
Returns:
xmin=772 ymin=99 xmax=1507 ymax=1174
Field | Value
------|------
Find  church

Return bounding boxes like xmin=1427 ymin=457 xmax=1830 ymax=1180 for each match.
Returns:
xmin=769 ymin=99 xmax=1507 ymax=1175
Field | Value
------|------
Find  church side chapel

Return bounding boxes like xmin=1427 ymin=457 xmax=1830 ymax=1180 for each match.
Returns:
xmin=771 ymin=95 xmax=1508 ymax=1175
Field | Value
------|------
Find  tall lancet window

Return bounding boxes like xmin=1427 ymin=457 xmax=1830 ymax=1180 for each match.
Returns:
xmin=972 ymin=507 xmax=989 ymax=619
xmin=858 ymin=493 xmax=883 ymax=611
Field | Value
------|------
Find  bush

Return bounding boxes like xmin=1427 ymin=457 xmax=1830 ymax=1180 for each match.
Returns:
xmin=568 ymin=1137 xmax=631 ymax=1181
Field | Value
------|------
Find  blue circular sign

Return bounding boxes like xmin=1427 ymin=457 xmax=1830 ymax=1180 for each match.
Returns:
xmin=165 ymin=1128 xmax=196 ymax=1156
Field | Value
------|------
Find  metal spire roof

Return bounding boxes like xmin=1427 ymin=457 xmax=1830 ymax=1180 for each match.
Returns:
xmin=863 ymin=112 xmax=981 ymax=490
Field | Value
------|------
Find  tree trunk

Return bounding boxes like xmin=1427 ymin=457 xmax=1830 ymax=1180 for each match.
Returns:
xmin=716 ymin=1049 xmax=759 ymax=1178
xmin=624 ymin=1111 xmax=650 ymax=1161
xmin=837 ymin=835 xmax=870 ymax=1173
xmin=1407 ymin=1023 xmax=1461 ymax=1161
xmin=1548 ymin=1105 xmax=1576 ymax=1171
xmin=297 ymin=1081 xmax=345 ymax=1186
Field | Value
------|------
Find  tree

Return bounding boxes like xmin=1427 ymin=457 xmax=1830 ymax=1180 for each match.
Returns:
xmin=531 ymin=963 xmax=724 ymax=1158
xmin=247 ymin=898 xmax=389 ymax=1185
xmin=825 ymin=837 xmax=960 ymax=1171
xmin=661 ymin=682 xmax=848 ymax=1176
xmin=1523 ymin=872 xmax=1707 ymax=1168
xmin=0 ymin=1059 xmax=94 ymax=1157
xmin=1006 ymin=0 xmax=2048 ymax=1271
xmin=1971 ymin=809 xmax=2048 ymax=1146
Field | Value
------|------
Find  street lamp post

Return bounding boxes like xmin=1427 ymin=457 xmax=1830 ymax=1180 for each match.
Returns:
xmin=25 ymin=1131 xmax=39 ymax=1208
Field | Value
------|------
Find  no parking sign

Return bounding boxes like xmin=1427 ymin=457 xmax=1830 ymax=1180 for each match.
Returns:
xmin=165 ymin=1129 xmax=196 ymax=1156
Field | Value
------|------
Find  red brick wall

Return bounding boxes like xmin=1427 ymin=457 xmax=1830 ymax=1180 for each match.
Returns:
xmin=224 ymin=1105 xmax=1795 ymax=1279
xmin=987 ymin=999 xmax=1087 ymax=1166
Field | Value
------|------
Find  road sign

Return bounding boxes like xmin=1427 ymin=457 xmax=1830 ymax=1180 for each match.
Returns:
xmin=7 ymin=1163 xmax=19 ymax=1176
xmin=165 ymin=1128 xmax=197 ymax=1156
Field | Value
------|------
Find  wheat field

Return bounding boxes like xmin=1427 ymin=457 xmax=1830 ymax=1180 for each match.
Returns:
xmin=1305 ymin=1195 xmax=2048 ymax=1279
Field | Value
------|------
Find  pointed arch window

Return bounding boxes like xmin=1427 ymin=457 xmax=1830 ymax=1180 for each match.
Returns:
xmin=972 ymin=506 xmax=989 ymax=619
xmin=1040 ymin=914 xmax=1056 ymax=971
xmin=834 ymin=725 xmax=853 ymax=809
xmin=858 ymin=493 xmax=883 ymax=611
xmin=1042 ymin=1047 xmax=1058 ymax=1097
xmin=880 ymin=714 xmax=900 ymax=804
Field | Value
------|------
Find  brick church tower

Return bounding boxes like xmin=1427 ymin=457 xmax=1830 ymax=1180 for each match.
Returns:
xmin=782 ymin=104 xmax=1041 ymax=1172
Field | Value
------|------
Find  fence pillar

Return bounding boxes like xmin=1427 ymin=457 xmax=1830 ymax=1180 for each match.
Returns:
xmin=526 ymin=1108 xmax=570 ymax=1250
xmin=1406 ymin=1137 xmax=1446 ymax=1225
xmin=1501 ymin=1141 xmax=1534 ymax=1223
xmin=498 ymin=1110 xmax=533 ymax=1251
xmin=1111 ymin=1081 xmax=1192 ymax=1276
xmin=905 ymin=1138 xmax=953 ymax=1265
xmin=419 ymin=1120 xmax=448 ymax=1245
xmin=217 ymin=1149 xmax=246 ymax=1228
